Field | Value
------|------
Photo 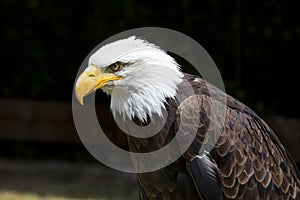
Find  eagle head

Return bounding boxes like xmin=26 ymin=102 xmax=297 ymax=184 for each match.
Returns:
xmin=75 ymin=36 xmax=183 ymax=122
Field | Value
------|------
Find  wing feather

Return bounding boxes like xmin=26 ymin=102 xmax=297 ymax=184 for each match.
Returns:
xmin=176 ymin=74 xmax=300 ymax=199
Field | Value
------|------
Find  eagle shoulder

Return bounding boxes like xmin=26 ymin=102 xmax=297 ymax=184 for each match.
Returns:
xmin=175 ymin=74 xmax=300 ymax=199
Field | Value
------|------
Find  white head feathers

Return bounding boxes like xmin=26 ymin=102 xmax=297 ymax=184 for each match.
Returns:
xmin=89 ymin=36 xmax=183 ymax=122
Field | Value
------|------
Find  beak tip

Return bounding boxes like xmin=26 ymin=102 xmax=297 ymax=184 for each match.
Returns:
xmin=77 ymin=97 xmax=84 ymax=106
xmin=75 ymin=91 xmax=84 ymax=105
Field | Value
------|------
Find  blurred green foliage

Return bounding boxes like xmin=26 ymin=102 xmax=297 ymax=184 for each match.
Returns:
xmin=0 ymin=0 xmax=299 ymax=117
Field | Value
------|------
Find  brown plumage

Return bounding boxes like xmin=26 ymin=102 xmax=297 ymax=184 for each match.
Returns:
xmin=127 ymin=74 xmax=300 ymax=200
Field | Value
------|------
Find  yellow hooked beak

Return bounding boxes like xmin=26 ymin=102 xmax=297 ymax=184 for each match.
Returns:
xmin=75 ymin=65 xmax=122 ymax=105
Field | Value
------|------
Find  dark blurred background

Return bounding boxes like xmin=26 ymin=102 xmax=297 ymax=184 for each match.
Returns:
xmin=0 ymin=0 xmax=299 ymax=199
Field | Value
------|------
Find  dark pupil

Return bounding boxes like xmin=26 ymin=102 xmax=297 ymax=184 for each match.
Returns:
xmin=113 ymin=63 xmax=119 ymax=70
xmin=111 ymin=62 xmax=122 ymax=71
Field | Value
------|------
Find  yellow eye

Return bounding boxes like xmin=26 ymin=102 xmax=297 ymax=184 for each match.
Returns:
xmin=110 ymin=62 xmax=123 ymax=72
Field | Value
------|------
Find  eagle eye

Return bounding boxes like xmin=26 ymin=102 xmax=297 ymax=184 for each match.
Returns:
xmin=109 ymin=62 xmax=123 ymax=72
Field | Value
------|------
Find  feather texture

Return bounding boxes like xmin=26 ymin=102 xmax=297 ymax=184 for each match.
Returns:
xmin=125 ymin=74 xmax=300 ymax=200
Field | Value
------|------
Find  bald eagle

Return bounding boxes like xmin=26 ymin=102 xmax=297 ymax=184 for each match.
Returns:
xmin=75 ymin=36 xmax=300 ymax=200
